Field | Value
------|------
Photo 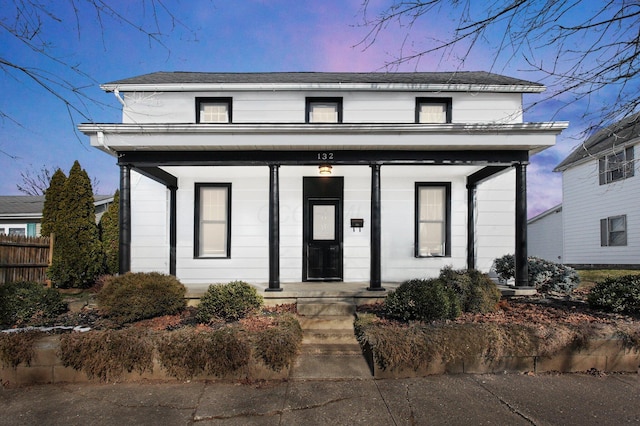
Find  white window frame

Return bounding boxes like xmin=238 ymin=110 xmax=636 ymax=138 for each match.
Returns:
xmin=601 ymin=214 xmax=627 ymax=247
xmin=599 ymin=146 xmax=634 ymax=184
xmin=194 ymin=183 xmax=231 ymax=258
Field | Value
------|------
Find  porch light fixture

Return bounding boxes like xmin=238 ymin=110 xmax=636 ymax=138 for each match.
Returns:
xmin=318 ymin=165 xmax=332 ymax=176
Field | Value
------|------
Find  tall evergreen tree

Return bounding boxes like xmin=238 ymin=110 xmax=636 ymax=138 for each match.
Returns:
xmin=47 ymin=161 xmax=105 ymax=288
xmin=99 ymin=190 xmax=120 ymax=275
xmin=41 ymin=168 xmax=66 ymax=237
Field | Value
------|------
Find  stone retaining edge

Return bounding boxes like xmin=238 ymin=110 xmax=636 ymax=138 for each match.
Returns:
xmin=364 ymin=339 xmax=640 ymax=378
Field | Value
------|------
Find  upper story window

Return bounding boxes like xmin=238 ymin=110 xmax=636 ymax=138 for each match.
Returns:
xmin=601 ymin=214 xmax=627 ymax=246
xmin=416 ymin=98 xmax=452 ymax=123
xmin=415 ymin=182 xmax=451 ymax=257
xmin=599 ymin=146 xmax=635 ymax=184
xmin=196 ymin=97 xmax=232 ymax=123
xmin=306 ymin=98 xmax=342 ymax=123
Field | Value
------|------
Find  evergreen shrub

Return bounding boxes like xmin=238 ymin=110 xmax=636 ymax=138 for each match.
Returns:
xmin=99 ymin=190 xmax=120 ymax=275
xmin=494 ymin=254 xmax=580 ymax=294
xmin=384 ymin=278 xmax=461 ymax=322
xmin=438 ymin=267 xmax=501 ymax=313
xmin=196 ymin=281 xmax=264 ymax=323
xmin=588 ymin=275 xmax=640 ymax=314
xmin=47 ymin=161 xmax=105 ymax=288
xmin=0 ymin=281 xmax=67 ymax=327
xmin=96 ymin=272 xmax=186 ymax=324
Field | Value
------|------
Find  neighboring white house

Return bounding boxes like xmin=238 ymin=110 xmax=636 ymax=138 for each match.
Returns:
xmin=79 ymin=72 xmax=567 ymax=291
xmin=0 ymin=195 xmax=113 ymax=237
xmin=527 ymin=204 xmax=563 ymax=263
xmin=554 ymin=113 xmax=640 ymax=269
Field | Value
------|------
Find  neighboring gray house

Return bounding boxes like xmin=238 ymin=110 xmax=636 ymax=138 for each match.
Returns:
xmin=79 ymin=71 xmax=567 ymax=291
xmin=0 ymin=195 xmax=114 ymax=237
xmin=554 ymin=113 xmax=640 ymax=268
xmin=527 ymin=204 xmax=563 ymax=263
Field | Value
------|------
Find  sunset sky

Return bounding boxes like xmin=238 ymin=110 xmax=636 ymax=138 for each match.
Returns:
xmin=0 ymin=0 xmax=608 ymax=217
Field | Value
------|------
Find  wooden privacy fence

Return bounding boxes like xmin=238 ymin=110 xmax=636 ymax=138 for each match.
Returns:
xmin=0 ymin=234 xmax=53 ymax=285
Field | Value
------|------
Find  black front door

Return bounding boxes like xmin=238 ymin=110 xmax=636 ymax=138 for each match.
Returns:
xmin=303 ymin=177 xmax=343 ymax=281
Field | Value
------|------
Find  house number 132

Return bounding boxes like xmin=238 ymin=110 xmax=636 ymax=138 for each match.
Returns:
xmin=317 ymin=152 xmax=334 ymax=160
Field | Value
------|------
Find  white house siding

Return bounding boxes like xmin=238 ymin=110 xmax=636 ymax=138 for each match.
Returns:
xmin=130 ymin=171 xmax=170 ymax=273
xmin=128 ymin=164 xmax=519 ymax=287
xmin=562 ymin=147 xmax=640 ymax=265
xmin=475 ymin=170 xmax=516 ymax=271
xmin=121 ymin=91 xmax=524 ymax=125
xmin=528 ymin=206 xmax=563 ymax=263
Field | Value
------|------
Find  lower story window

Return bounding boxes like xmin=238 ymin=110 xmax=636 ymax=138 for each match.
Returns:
xmin=415 ymin=182 xmax=451 ymax=257
xmin=600 ymin=215 xmax=627 ymax=246
xmin=195 ymin=183 xmax=231 ymax=258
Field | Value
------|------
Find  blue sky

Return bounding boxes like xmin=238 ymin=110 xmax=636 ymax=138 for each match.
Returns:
xmin=0 ymin=0 xmax=601 ymax=217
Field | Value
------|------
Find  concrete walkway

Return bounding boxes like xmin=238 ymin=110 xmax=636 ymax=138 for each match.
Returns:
xmin=2 ymin=373 xmax=639 ymax=425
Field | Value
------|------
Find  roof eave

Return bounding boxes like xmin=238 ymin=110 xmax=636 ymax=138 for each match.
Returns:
xmin=100 ymin=82 xmax=546 ymax=94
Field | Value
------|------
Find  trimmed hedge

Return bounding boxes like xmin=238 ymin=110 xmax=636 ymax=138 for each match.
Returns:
xmin=384 ymin=278 xmax=461 ymax=322
xmin=439 ymin=267 xmax=500 ymax=314
xmin=196 ymin=281 xmax=264 ymax=323
xmin=96 ymin=272 xmax=186 ymax=324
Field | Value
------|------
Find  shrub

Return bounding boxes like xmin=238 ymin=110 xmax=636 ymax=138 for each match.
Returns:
xmin=196 ymin=281 xmax=264 ymax=323
xmin=96 ymin=272 xmax=186 ymax=324
xmin=588 ymin=275 xmax=640 ymax=314
xmin=156 ymin=327 xmax=251 ymax=380
xmin=47 ymin=161 xmax=105 ymax=288
xmin=384 ymin=278 xmax=461 ymax=322
xmin=494 ymin=254 xmax=580 ymax=294
xmin=0 ymin=281 xmax=67 ymax=327
xmin=59 ymin=328 xmax=154 ymax=382
xmin=254 ymin=313 xmax=303 ymax=371
xmin=0 ymin=331 xmax=43 ymax=368
xmin=438 ymin=267 xmax=500 ymax=313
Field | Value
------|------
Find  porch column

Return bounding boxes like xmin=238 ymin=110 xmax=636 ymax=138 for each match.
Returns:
xmin=169 ymin=186 xmax=177 ymax=276
xmin=466 ymin=183 xmax=476 ymax=270
xmin=515 ymin=163 xmax=529 ymax=287
xmin=119 ymin=164 xmax=131 ymax=274
xmin=368 ymin=164 xmax=385 ymax=291
xmin=266 ymin=164 xmax=282 ymax=291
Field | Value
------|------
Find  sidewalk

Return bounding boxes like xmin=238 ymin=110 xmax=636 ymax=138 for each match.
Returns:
xmin=2 ymin=373 xmax=639 ymax=425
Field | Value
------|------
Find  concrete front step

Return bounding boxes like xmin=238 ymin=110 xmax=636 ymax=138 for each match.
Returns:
xmin=297 ymin=298 xmax=356 ymax=316
xmin=297 ymin=315 xmax=355 ymax=331
xmin=301 ymin=342 xmax=362 ymax=355
xmin=302 ymin=329 xmax=359 ymax=344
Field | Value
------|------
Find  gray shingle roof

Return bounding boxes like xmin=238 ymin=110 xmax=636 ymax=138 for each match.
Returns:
xmin=0 ymin=195 xmax=114 ymax=218
xmin=555 ymin=113 xmax=640 ymax=171
xmin=104 ymin=71 xmax=543 ymax=89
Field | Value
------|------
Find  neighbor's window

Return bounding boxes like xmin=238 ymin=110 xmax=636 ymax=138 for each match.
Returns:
xmin=416 ymin=98 xmax=452 ymax=123
xmin=195 ymin=183 xmax=231 ymax=258
xmin=306 ymin=98 xmax=342 ymax=123
xmin=196 ymin=97 xmax=232 ymax=123
xmin=599 ymin=146 xmax=634 ymax=184
xmin=415 ymin=182 xmax=451 ymax=257
xmin=600 ymin=215 xmax=627 ymax=247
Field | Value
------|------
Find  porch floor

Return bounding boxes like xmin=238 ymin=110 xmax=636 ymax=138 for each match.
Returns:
xmin=184 ymin=281 xmax=536 ymax=306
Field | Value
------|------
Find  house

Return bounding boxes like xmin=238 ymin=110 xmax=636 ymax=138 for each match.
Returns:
xmin=554 ymin=113 xmax=640 ymax=269
xmin=527 ymin=204 xmax=563 ymax=263
xmin=78 ymin=72 xmax=567 ymax=292
xmin=0 ymin=195 xmax=114 ymax=237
